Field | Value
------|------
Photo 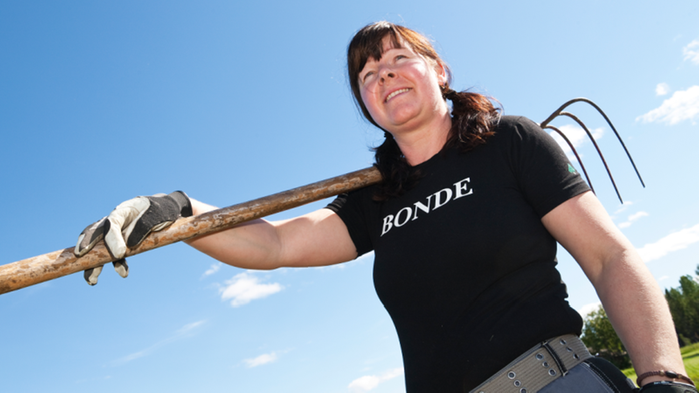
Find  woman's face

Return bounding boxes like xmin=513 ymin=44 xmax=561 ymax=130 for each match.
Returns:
xmin=357 ymin=36 xmax=447 ymax=136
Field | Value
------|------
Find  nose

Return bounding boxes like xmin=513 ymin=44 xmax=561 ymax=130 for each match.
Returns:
xmin=379 ymin=67 xmax=395 ymax=84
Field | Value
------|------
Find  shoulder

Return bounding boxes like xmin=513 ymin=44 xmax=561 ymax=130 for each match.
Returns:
xmin=325 ymin=183 xmax=381 ymax=256
xmin=484 ymin=115 xmax=548 ymax=151
xmin=494 ymin=115 xmax=543 ymax=135
xmin=326 ymin=184 xmax=379 ymax=214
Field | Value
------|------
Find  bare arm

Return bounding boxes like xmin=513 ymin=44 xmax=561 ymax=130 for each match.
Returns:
xmin=541 ymin=191 xmax=686 ymax=385
xmin=184 ymin=198 xmax=358 ymax=270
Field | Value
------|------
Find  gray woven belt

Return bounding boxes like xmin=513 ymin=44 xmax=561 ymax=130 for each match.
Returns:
xmin=470 ymin=334 xmax=592 ymax=393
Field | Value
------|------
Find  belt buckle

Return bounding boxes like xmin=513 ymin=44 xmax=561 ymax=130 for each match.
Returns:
xmin=542 ymin=338 xmax=570 ymax=377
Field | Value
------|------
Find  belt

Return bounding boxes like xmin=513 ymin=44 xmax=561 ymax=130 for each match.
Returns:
xmin=470 ymin=334 xmax=593 ymax=393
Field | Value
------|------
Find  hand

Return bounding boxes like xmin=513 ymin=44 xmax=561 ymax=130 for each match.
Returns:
xmin=640 ymin=381 xmax=698 ymax=393
xmin=75 ymin=191 xmax=192 ymax=285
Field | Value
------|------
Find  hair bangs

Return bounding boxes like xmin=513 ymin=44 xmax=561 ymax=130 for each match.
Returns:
xmin=348 ymin=23 xmax=402 ymax=81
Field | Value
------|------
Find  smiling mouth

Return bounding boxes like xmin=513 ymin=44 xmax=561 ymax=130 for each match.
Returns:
xmin=385 ymin=88 xmax=411 ymax=102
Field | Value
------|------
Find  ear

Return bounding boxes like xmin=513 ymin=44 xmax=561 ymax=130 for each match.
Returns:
xmin=434 ymin=62 xmax=448 ymax=85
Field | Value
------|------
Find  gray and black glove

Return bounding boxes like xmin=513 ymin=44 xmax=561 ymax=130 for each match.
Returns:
xmin=640 ymin=382 xmax=698 ymax=393
xmin=75 ymin=191 xmax=192 ymax=285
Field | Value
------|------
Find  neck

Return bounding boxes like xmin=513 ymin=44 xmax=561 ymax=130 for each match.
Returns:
xmin=393 ymin=113 xmax=452 ymax=166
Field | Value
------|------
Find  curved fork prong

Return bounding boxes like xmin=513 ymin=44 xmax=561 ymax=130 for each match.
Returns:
xmin=544 ymin=125 xmax=595 ymax=195
xmin=540 ymin=98 xmax=589 ymax=128
xmin=541 ymin=97 xmax=645 ymax=188
xmin=560 ymin=111 xmax=623 ymax=203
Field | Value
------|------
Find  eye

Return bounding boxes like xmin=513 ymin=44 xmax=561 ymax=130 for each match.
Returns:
xmin=361 ymin=71 xmax=375 ymax=83
xmin=394 ymin=52 xmax=412 ymax=62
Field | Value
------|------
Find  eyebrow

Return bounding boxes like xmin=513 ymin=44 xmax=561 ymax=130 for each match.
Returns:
xmin=358 ymin=44 xmax=409 ymax=83
xmin=362 ymin=40 xmax=403 ymax=66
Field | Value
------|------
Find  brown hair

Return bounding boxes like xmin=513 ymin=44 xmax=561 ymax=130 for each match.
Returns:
xmin=347 ymin=22 xmax=501 ymax=200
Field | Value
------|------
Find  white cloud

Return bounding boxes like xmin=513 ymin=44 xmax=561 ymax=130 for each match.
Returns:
xmin=618 ymin=211 xmax=649 ymax=229
xmin=202 ymin=263 xmax=221 ymax=278
xmin=177 ymin=320 xmax=206 ymax=334
xmin=549 ymin=124 xmax=604 ymax=161
xmin=656 ymin=83 xmax=670 ymax=96
xmin=116 ymin=349 xmax=149 ymax=364
xmin=636 ymin=85 xmax=699 ymax=125
xmin=577 ymin=302 xmax=601 ymax=318
xmin=349 ymin=376 xmax=381 ymax=392
xmin=636 ymin=223 xmax=699 ymax=263
xmin=348 ymin=368 xmax=403 ymax=392
xmin=683 ymin=39 xmax=699 ymax=65
xmin=628 ymin=211 xmax=649 ymax=221
xmin=220 ymin=272 xmax=283 ymax=307
xmin=244 ymin=352 xmax=279 ymax=368
xmin=113 ymin=320 xmax=207 ymax=365
xmin=613 ymin=201 xmax=634 ymax=215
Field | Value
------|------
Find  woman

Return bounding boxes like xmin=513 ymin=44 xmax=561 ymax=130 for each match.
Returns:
xmin=75 ymin=22 xmax=695 ymax=392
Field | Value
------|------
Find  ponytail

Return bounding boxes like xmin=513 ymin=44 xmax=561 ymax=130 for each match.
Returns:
xmin=443 ymin=88 xmax=500 ymax=152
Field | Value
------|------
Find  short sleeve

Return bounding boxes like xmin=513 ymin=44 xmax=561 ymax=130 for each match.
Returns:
xmin=325 ymin=187 xmax=377 ymax=256
xmin=503 ymin=116 xmax=590 ymax=217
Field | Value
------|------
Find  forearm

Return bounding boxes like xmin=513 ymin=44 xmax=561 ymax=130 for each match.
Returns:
xmin=591 ymin=248 xmax=686 ymax=384
xmin=542 ymin=192 xmax=687 ymax=386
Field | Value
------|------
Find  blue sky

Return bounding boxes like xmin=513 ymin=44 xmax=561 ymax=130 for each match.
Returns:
xmin=1 ymin=1 xmax=698 ymax=392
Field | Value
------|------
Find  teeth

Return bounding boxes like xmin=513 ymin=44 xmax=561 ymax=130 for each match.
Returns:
xmin=386 ymin=88 xmax=410 ymax=102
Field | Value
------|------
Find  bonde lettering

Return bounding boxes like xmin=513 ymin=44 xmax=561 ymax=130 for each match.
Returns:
xmin=380 ymin=177 xmax=473 ymax=236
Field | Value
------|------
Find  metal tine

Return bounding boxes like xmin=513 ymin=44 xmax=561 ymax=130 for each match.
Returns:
xmin=543 ymin=125 xmax=595 ymax=195
xmin=541 ymin=97 xmax=645 ymax=188
xmin=560 ymin=111 xmax=624 ymax=203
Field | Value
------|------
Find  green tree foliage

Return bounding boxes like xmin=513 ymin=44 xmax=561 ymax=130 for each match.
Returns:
xmin=665 ymin=267 xmax=699 ymax=346
xmin=581 ymin=305 xmax=632 ymax=369
xmin=580 ymin=266 xmax=699 ymax=371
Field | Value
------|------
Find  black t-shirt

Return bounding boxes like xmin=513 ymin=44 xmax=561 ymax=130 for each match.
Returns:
xmin=326 ymin=116 xmax=590 ymax=392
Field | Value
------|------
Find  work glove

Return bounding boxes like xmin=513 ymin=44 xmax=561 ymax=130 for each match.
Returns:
xmin=75 ymin=191 xmax=193 ymax=285
xmin=640 ymin=382 xmax=698 ymax=393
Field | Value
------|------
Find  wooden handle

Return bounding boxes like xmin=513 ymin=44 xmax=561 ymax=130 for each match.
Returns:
xmin=0 ymin=166 xmax=382 ymax=295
